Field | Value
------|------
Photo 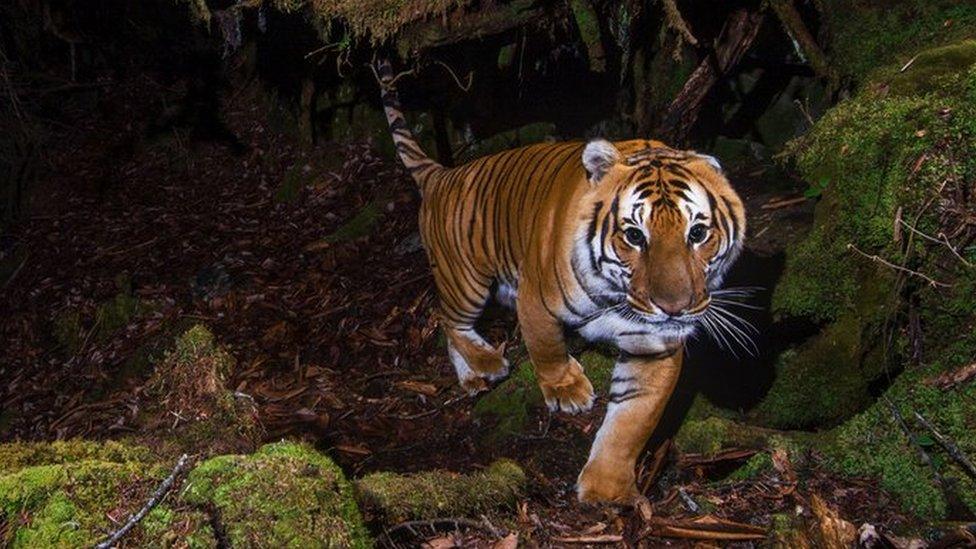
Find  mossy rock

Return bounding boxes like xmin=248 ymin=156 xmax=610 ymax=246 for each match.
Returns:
xmin=751 ymin=283 xmax=891 ymax=430
xmin=0 ymin=439 xmax=152 ymax=475
xmin=0 ymin=442 xmax=167 ymax=547
xmin=825 ymin=0 xmax=976 ymax=84
xmin=1 ymin=440 xmax=372 ymax=547
xmin=356 ymin=459 xmax=525 ymax=523
xmin=472 ymin=351 xmax=615 ymax=441
xmin=743 ymin=39 xmax=976 ymax=522
xmin=184 ymin=442 xmax=369 ymax=547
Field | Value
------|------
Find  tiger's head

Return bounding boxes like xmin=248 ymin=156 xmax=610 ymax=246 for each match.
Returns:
xmin=578 ymin=139 xmax=746 ymax=339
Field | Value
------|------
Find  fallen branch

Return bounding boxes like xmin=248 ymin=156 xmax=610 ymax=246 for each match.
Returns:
xmin=768 ymin=0 xmax=836 ymax=82
xmin=640 ymin=515 xmax=766 ymax=541
xmin=551 ymin=534 xmax=623 ymax=544
xmin=914 ymin=411 xmax=976 ymax=480
xmin=847 ymin=243 xmax=951 ymax=288
xmin=924 ymin=362 xmax=976 ymax=390
xmin=95 ymin=453 xmax=190 ymax=549
xmin=655 ymin=8 xmax=765 ymax=143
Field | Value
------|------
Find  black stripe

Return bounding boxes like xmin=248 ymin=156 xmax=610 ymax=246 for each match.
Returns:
xmin=618 ymin=348 xmax=679 ymax=362
xmin=608 ymin=388 xmax=646 ymax=404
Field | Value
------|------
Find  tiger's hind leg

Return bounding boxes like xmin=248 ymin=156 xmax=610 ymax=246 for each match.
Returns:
xmin=436 ymin=279 xmax=510 ymax=394
xmin=444 ymin=325 xmax=510 ymax=394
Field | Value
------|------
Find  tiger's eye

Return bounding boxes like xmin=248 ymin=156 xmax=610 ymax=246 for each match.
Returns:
xmin=688 ymin=224 xmax=709 ymax=244
xmin=624 ymin=227 xmax=646 ymax=247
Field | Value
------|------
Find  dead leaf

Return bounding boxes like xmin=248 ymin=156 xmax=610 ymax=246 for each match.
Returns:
xmin=809 ymin=494 xmax=857 ymax=549
xmin=492 ymin=532 xmax=518 ymax=549
xmin=422 ymin=535 xmax=458 ymax=549
xmin=771 ymin=448 xmax=796 ymax=482
xmin=396 ymin=380 xmax=439 ymax=396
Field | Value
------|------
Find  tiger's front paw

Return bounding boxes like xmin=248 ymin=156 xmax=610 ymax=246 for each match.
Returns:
xmin=577 ymin=461 xmax=638 ymax=504
xmin=538 ymin=358 xmax=594 ymax=414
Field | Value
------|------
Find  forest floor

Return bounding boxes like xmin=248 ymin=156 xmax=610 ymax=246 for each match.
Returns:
xmin=0 ymin=75 xmax=910 ymax=546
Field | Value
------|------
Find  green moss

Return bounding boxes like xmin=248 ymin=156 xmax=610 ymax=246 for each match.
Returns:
xmin=884 ymin=40 xmax=976 ymax=97
xmin=753 ymin=41 xmax=976 ymax=521
xmin=94 ymin=279 xmax=145 ymax=342
xmin=0 ymin=458 xmax=164 ymax=548
xmin=356 ymin=459 xmax=524 ymax=523
xmin=51 ymin=309 xmax=83 ymax=353
xmin=184 ymin=442 xmax=369 ymax=548
xmin=674 ymin=416 xmax=729 ymax=456
xmin=751 ymin=296 xmax=889 ymax=429
xmin=0 ymin=439 xmax=152 ymax=475
xmin=826 ymin=1 xmax=976 ymax=84
xmin=472 ymin=362 xmax=540 ymax=440
xmin=727 ymin=452 xmax=773 ymax=482
xmin=325 ymin=202 xmax=382 ymax=243
xmin=142 ymin=325 xmax=260 ymax=455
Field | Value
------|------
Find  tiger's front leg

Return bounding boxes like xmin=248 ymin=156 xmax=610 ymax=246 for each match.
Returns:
xmin=577 ymin=348 xmax=683 ymax=503
xmin=516 ymin=288 xmax=595 ymax=414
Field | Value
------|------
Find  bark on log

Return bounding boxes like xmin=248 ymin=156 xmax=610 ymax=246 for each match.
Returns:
xmin=654 ymin=8 xmax=765 ymax=144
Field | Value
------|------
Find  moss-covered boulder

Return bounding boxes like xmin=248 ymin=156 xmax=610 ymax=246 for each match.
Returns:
xmin=356 ymin=459 xmax=525 ymax=523
xmin=0 ymin=439 xmax=153 ymax=475
xmin=140 ymin=324 xmax=262 ymax=455
xmin=184 ymin=441 xmax=370 ymax=547
xmin=0 ymin=440 xmax=168 ymax=547
xmin=0 ymin=440 xmax=371 ymax=547
xmin=714 ymin=39 xmax=976 ymax=522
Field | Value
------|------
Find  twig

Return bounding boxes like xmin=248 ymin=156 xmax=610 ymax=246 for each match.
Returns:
xmin=898 ymin=219 xmax=973 ymax=268
xmin=883 ymin=397 xmax=944 ymax=488
xmin=381 ymin=516 xmax=505 ymax=545
xmin=368 ymin=62 xmax=415 ymax=91
xmin=95 ymin=454 xmax=190 ymax=549
xmin=913 ymin=411 xmax=976 ymax=480
xmin=900 ymin=54 xmax=919 ymax=73
xmin=1 ymin=253 xmax=28 ymax=289
xmin=847 ymin=243 xmax=951 ymax=288
xmin=433 ymin=60 xmax=473 ymax=92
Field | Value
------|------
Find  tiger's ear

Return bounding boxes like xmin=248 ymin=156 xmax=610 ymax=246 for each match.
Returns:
xmin=582 ymin=139 xmax=620 ymax=184
xmin=696 ymin=154 xmax=723 ymax=174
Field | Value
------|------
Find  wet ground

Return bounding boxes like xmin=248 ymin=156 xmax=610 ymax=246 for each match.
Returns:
xmin=0 ymin=75 xmax=907 ymax=546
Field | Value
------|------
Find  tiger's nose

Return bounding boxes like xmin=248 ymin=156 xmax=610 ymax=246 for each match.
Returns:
xmin=651 ymin=296 xmax=692 ymax=317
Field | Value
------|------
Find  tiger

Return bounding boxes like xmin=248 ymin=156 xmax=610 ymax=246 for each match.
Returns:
xmin=374 ymin=59 xmax=747 ymax=503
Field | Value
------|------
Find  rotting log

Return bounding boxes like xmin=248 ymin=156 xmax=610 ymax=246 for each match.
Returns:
xmin=396 ymin=0 xmax=560 ymax=54
xmin=768 ymin=0 xmax=836 ymax=84
xmin=655 ymin=8 xmax=765 ymax=144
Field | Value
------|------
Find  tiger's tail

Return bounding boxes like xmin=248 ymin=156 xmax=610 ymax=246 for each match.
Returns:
xmin=374 ymin=59 xmax=442 ymax=190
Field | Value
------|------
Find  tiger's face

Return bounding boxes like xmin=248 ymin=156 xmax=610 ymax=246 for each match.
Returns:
xmin=580 ymin=139 xmax=746 ymax=337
